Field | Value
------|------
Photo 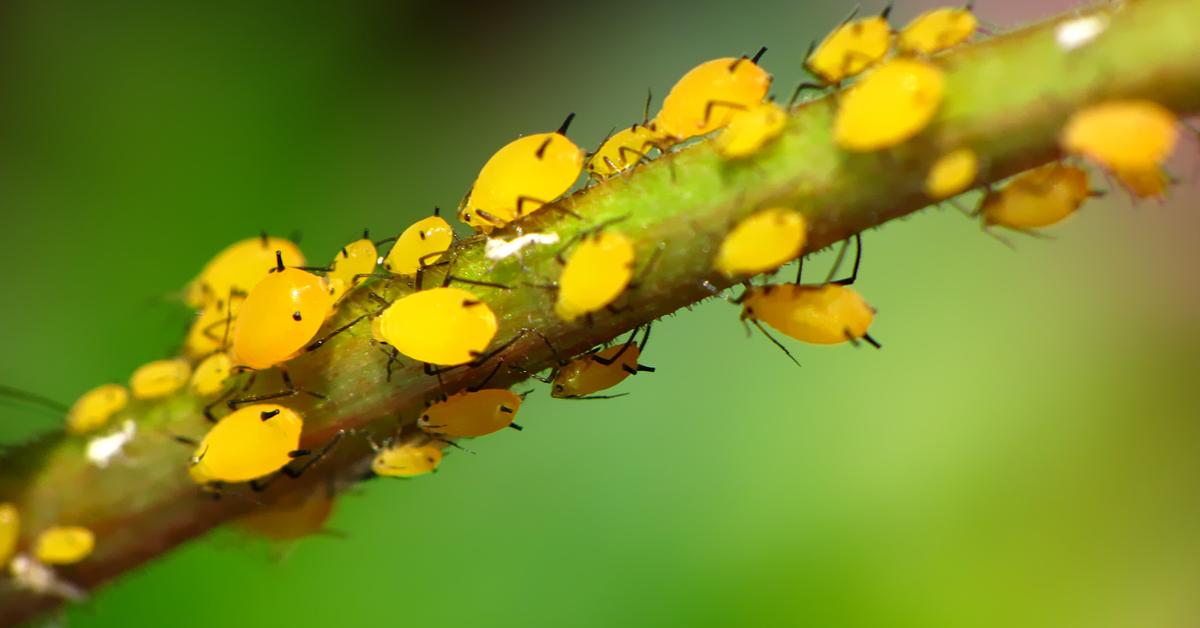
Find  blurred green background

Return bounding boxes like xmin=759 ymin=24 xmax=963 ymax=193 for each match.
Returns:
xmin=2 ymin=0 xmax=1199 ymax=626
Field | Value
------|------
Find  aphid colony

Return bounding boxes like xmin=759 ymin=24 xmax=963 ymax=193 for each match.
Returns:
xmin=2 ymin=2 xmax=1190 ymax=601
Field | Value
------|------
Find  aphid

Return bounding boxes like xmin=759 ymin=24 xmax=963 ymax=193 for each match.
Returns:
xmin=550 ymin=326 xmax=656 ymax=399
xmin=1061 ymin=100 xmax=1180 ymax=172
xmin=1115 ymin=167 xmax=1171 ymax=200
xmin=654 ymin=48 xmax=772 ymax=142
xmin=32 ymin=526 xmax=94 ymax=565
xmin=183 ymin=295 xmax=240 ymax=360
xmin=65 ymin=384 xmax=129 ymax=435
xmin=555 ymin=229 xmax=636 ymax=323
xmin=376 ymin=286 xmax=499 ymax=367
xmin=371 ymin=440 xmax=444 ymax=478
xmin=231 ymin=252 xmax=336 ymax=370
xmin=714 ymin=207 xmax=807 ymax=277
xmin=234 ymin=487 xmax=337 ymax=542
xmin=804 ymin=6 xmax=893 ymax=86
xmin=925 ymin=148 xmax=979 ymax=199
xmin=418 ymin=389 xmax=523 ymax=438
xmin=185 ymin=234 xmax=305 ymax=310
xmin=716 ymin=101 xmax=789 ymax=159
xmin=325 ymin=233 xmax=378 ymax=302
xmin=382 ymin=209 xmax=455 ymax=276
xmin=979 ymin=163 xmax=1094 ymax=231
xmin=834 ymin=58 xmax=946 ymax=152
xmin=130 ymin=359 xmax=192 ymax=400
xmin=896 ymin=5 xmax=978 ymax=56
xmin=458 ymin=114 xmax=585 ymax=233
xmin=738 ymin=235 xmax=880 ymax=360
xmin=184 ymin=404 xmax=334 ymax=487
xmin=586 ymin=92 xmax=666 ymax=180
xmin=191 ymin=352 xmax=235 ymax=398
xmin=0 ymin=503 xmax=17 ymax=567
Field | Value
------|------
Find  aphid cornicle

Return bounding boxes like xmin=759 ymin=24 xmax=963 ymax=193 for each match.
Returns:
xmin=383 ymin=209 xmax=454 ymax=276
xmin=185 ymin=234 xmax=305 ymax=310
xmin=325 ymin=233 xmax=378 ymax=302
xmin=804 ymin=6 xmax=893 ymax=86
xmin=834 ymin=58 xmax=946 ymax=152
xmin=654 ymin=48 xmax=772 ymax=142
xmin=186 ymin=404 xmax=319 ymax=486
xmin=459 ymin=114 xmax=585 ymax=233
xmin=554 ymin=229 xmax=637 ymax=323
xmin=979 ymin=163 xmax=1094 ymax=231
xmin=717 ymin=101 xmax=789 ymax=159
xmin=33 ymin=526 xmax=95 ymax=565
xmin=738 ymin=235 xmax=880 ymax=360
xmin=376 ymin=286 xmax=499 ymax=367
xmin=371 ymin=440 xmax=444 ymax=478
xmin=231 ymin=252 xmax=336 ymax=371
xmin=66 ymin=383 xmax=129 ymax=435
xmin=1060 ymin=99 xmax=1180 ymax=172
xmin=925 ymin=148 xmax=979 ymax=199
xmin=130 ymin=359 xmax=192 ymax=400
xmin=714 ymin=207 xmax=807 ymax=277
xmin=896 ymin=5 xmax=979 ymax=56
xmin=550 ymin=326 xmax=656 ymax=399
xmin=0 ymin=503 xmax=18 ymax=567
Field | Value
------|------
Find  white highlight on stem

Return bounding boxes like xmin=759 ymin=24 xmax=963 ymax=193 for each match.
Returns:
xmin=1056 ymin=15 xmax=1108 ymax=51
xmin=484 ymin=232 xmax=560 ymax=260
xmin=86 ymin=420 xmax=136 ymax=468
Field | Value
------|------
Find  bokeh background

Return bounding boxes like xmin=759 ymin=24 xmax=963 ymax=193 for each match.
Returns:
xmin=1 ymin=0 xmax=1198 ymax=626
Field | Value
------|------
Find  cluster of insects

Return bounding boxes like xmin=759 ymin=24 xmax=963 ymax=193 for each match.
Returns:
xmin=1 ymin=2 xmax=1191 ymax=602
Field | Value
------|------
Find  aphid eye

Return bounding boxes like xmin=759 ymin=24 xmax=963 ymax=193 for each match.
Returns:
xmin=418 ymin=231 xmax=426 ymax=240
xmin=292 ymin=311 xmax=303 ymax=321
xmin=554 ymin=385 xmax=564 ymax=392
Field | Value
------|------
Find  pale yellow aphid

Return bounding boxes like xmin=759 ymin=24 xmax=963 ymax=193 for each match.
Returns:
xmin=0 ymin=503 xmax=18 ymax=567
xmin=741 ymin=283 xmax=877 ymax=345
xmin=835 ymin=58 xmax=946 ymax=152
xmin=925 ymin=148 xmax=979 ymax=199
xmin=805 ymin=7 xmax=893 ymax=84
xmin=555 ymin=231 xmax=636 ymax=322
xmin=717 ymin=101 xmax=789 ymax=158
xmin=383 ymin=213 xmax=455 ymax=276
xmin=714 ymin=207 xmax=807 ymax=277
xmin=67 ymin=383 xmax=129 ymax=435
xmin=586 ymin=124 xmax=664 ymax=179
xmin=185 ymin=235 xmax=305 ymax=310
xmin=655 ymin=50 xmax=773 ymax=141
xmin=182 ymin=297 xmax=240 ymax=360
xmin=377 ymin=287 xmax=499 ymax=366
xmin=980 ymin=163 xmax=1093 ymax=230
xmin=1115 ymin=167 xmax=1171 ymax=200
xmin=372 ymin=441 xmax=444 ymax=478
xmin=33 ymin=526 xmax=95 ymax=565
xmin=1061 ymin=99 xmax=1179 ymax=171
xmin=897 ymin=6 xmax=979 ymax=56
xmin=326 ymin=236 xmax=378 ymax=302
xmin=129 ymin=359 xmax=192 ymax=400
xmin=190 ymin=353 xmax=234 ymax=397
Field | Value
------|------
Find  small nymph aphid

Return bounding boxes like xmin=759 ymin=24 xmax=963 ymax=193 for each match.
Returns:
xmin=804 ymin=6 xmax=893 ymax=86
xmin=190 ymin=353 xmax=235 ymax=398
xmin=459 ymin=114 xmax=585 ymax=233
xmin=925 ymin=148 xmax=979 ymax=199
xmin=717 ymin=101 xmax=789 ymax=159
xmin=32 ymin=526 xmax=95 ymax=565
xmin=234 ymin=487 xmax=337 ymax=542
xmin=554 ymin=229 xmax=636 ymax=322
xmin=383 ymin=209 xmax=455 ymax=276
xmin=586 ymin=92 xmax=666 ymax=180
xmin=185 ymin=234 xmax=305 ymax=310
xmin=896 ymin=5 xmax=978 ymax=56
xmin=834 ymin=58 xmax=946 ymax=152
xmin=129 ymin=359 xmax=192 ymax=400
xmin=371 ymin=440 xmax=444 ymax=478
xmin=67 ymin=383 xmax=129 ymax=435
xmin=714 ymin=207 xmax=807 ymax=277
xmin=325 ymin=233 xmax=378 ymax=302
xmin=654 ymin=48 xmax=772 ymax=142
xmin=549 ymin=326 xmax=656 ymax=399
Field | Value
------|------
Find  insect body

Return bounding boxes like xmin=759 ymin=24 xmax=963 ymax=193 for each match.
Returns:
xmin=896 ymin=5 xmax=978 ymax=56
xmin=191 ymin=353 xmax=235 ymax=398
xmin=325 ymin=235 xmax=378 ymax=302
xmin=714 ymin=207 xmax=807 ymax=277
xmin=130 ymin=359 xmax=192 ymax=400
xmin=185 ymin=235 xmax=305 ymax=310
xmin=376 ymin=287 xmax=499 ymax=366
xmin=586 ymin=92 xmax=665 ymax=180
xmin=1061 ymin=100 xmax=1179 ymax=172
xmin=459 ymin=114 xmax=584 ymax=233
xmin=371 ymin=440 xmax=444 ymax=478
xmin=234 ymin=487 xmax=337 ymax=542
xmin=654 ymin=49 xmax=772 ymax=142
xmin=979 ymin=163 xmax=1093 ymax=230
xmin=834 ymin=58 xmax=946 ymax=152
xmin=555 ymin=230 xmax=636 ymax=322
xmin=805 ymin=6 xmax=893 ymax=85
xmin=231 ymin=253 xmax=335 ymax=370
xmin=33 ymin=526 xmax=95 ymax=565
xmin=186 ymin=404 xmax=304 ymax=485
xmin=418 ymin=389 xmax=523 ymax=438
xmin=925 ymin=148 xmax=979 ymax=199
xmin=383 ymin=211 xmax=455 ymax=276
xmin=67 ymin=384 xmax=129 ymax=434
xmin=551 ymin=327 xmax=656 ymax=399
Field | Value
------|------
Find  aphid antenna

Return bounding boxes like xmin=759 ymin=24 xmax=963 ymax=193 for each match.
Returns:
xmin=0 ymin=385 xmax=69 ymax=416
xmin=434 ymin=437 xmax=477 ymax=455
xmin=840 ymin=4 xmax=862 ymax=26
xmin=507 ymin=362 xmax=554 ymax=384
xmin=749 ymin=319 xmax=802 ymax=368
xmin=553 ymin=214 xmax=632 ymax=263
xmin=564 ymin=393 xmax=631 ymax=401
xmin=642 ymin=89 xmax=653 ymax=124
xmin=829 ymin=233 xmax=863 ymax=286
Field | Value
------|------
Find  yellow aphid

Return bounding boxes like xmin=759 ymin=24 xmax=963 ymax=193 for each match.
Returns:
xmin=188 ymin=404 xmax=302 ymax=485
xmin=806 ymin=8 xmax=893 ymax=84
xmin=655 ymin=50 xmax=772 ymax=141
xmin=185 ymin=235 xmax=305 ymax=310
xmin=741 ymin=283 xmax=877 ymax=346
xmin=66 ymin=383 xmax=129 ymax=434
xmin=372 ymin=442 xmax=443 ymax=478
xmin=190 ymin=353 xmax=234 ymax=397
xmin=383 ymin=213 xmax=454 ymax=276
xmin=835 ymin=59 xmax=946 ymax=152
xmin=552 ymin=328 xmax=654 ymax=399
xmin=0 ymin=503 xmax=18 ymax=567
xmin=130 ymin=359 xmax=191 ymax=400
xmin=33 ymin=526 xmax=95 ymax=565
xmin=231 ymin=258 xmax=335 ymax=370
xmin=326 ymin=236 xmax=378 ymax=302
xmin=555 ymin=231 xmax=636 ymax=322
xmin=897 ymin=6 xmax=978 ymax=56
xmin=377 ymin=287 xmax=498 ymax=366
xmin=1115 ymin=167 xmax=1171 ymax=200
xmin=717 ymin=101 xmax=788 ymax=158
xmin=418 ymin=389 xmax=523 ymax=438
xmin=235 ymin=488 xmax=336 ymax=542
xmin=714 ymin=207 xmax=807 ymax=277
xmin=925 ymin=148 xmax=979 ymax=199
xmin=183 ymin=297 xmax=240 ymax=360
xmin=1061 ymin=100 xmax=1179 ymax=171
xmin=587 ymin=124 xmax=664 ymax=179
xmin=980 ymin=163 xmax=1092 ymax=230
xmin=459 ymin=114 xmax=584 ymax=233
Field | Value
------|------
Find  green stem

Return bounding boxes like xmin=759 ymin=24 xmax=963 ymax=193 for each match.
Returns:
xmin=3 ymin=0 xmax=1199 ymax=623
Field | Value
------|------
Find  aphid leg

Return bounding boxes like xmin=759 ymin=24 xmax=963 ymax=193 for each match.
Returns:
xmin=305 ymin=314 xmax=370 ymax=352
xmin=282 ymin=430 xmax=346 ymax=479
xmin=749 ymin=319 xmax=802 ymax=367
xmin=203 ymin=385 xmax=239 ymax=422
xmin=617 ymin=146 xmax=652 ymax=176
xmin=467 ymin=359 xmax=506 ymax=392
xmin=788 ymin=81 xmax=828 ymax=108
xmin=589 ymin=327 xmax=641 ymax=366
xmin=980 ymin=226 xmax=1018 ymax=251
xmin=698 ymin=100 xmax=748 ymax=130
xmin=170 ymin=434 xmax=199 ymax=447
xmin=830 ymin=233 xmax=863 ymax=286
